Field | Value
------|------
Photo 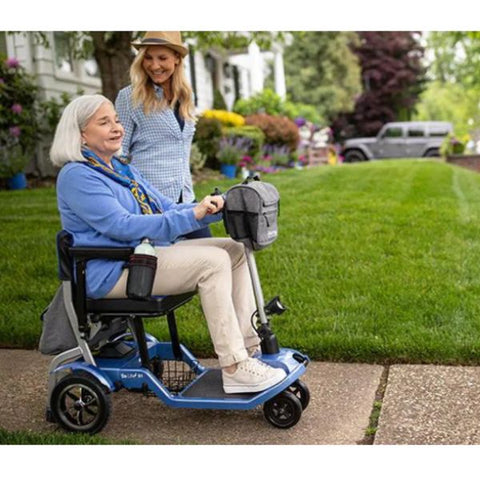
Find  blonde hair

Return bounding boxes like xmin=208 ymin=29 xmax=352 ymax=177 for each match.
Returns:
xmin=50 ymin=94 xmax=120 ymax=168
xmin=130 ymin=47 xmax=195 ymax=121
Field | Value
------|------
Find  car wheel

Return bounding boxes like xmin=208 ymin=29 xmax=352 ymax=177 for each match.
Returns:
xmin=424 ymin=149 xmax=439 ymax=157
xmin=344 ymin=150 xmax=367 ymax=163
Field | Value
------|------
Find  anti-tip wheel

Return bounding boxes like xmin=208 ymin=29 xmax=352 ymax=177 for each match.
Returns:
xmin=263 ymin=390 xmax=302 ymax=429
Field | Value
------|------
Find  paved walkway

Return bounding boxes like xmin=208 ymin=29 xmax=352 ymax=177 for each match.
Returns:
xmin=2 ymin=349 xmax=480 ymax=444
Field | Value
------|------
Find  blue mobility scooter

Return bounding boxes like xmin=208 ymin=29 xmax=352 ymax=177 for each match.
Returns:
xmin=45 ymin=178 xmax=310 ymax=434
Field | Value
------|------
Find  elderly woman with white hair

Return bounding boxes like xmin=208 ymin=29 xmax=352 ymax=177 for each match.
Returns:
xmin=50 ymin=94 xmax=286 ymax=394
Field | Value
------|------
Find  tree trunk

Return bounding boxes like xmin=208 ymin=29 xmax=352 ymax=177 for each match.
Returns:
xmin=90 ymin=32 xmax=135 ymax=102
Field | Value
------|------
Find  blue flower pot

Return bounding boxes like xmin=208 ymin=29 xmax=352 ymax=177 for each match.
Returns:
xmin=7 ymin=172 xmax=27 ymax=190
xmin=220 ymin=163 xmax=237 ymax=179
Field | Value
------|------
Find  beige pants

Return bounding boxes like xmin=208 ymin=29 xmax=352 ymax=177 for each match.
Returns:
xmin=105 ymin=237 xmax=260 ymax=367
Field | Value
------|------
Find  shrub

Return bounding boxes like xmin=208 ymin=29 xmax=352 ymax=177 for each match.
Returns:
xmin=222 ymin=125 xmax=265 ymax=159
xmin=440 ymin=133 xmax=467 ymax=157
xmin=245 ymin=113 xmax=300 ymax=152
xmin=0 ymin=56 xmax=40 ymax=178
xmin=213 ymin=89 xmax=228 ymax=110
xmin=202 ymin=109 xmax=245 ymax=127
xmin=193 ymin=116 xmax=223 ymax=162
xmin=216 ymin=136 xmax=252 ymax=165
xmin=234 ymin=88 xmax=323 ymax=125
xmin=189 ymin=143 xmax=207 ymax=173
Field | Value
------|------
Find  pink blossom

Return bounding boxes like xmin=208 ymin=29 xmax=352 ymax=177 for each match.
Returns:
xmin=5 ymin=57 xmax=20 ymax=69
xmin=9 ymin=126 xmax=21 ymax=138
xmin=11 ymin=103 xmax=23 ymax=114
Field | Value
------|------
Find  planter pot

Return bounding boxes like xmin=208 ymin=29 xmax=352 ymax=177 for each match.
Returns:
xmin=220 ymin=163 xmax=237 ymax=179
xmin=7 ymin=172 xmax=27 ymax=190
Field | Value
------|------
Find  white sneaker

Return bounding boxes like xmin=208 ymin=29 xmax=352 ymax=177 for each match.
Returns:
xmin=222 ymin=358 xmax=287 ymax=394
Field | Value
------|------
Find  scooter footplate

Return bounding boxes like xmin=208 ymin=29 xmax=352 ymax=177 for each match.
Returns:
xmin=181 ymin=369 xmax=254 ymax=400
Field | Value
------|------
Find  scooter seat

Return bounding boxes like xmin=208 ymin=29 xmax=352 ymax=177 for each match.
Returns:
xmin=86 ymin=291 xmax=195 ymax=316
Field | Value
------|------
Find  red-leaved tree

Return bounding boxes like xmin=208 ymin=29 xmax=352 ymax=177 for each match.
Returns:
xmin=332 ymin=32 xmax=426 ymax=140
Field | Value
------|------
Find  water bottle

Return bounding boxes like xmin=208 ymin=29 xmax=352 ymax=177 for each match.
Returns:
xmin=127 ymin=238 xmax=158 ymax=300
xmin=134 ymin=238 xmax=156 ymax=256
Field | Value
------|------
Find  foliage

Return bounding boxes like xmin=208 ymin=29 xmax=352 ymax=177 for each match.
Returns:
xmin=189 ymin=143 xmax=207 ymax=173
xmin=212 ymin=89 xmax=228 ymax=110
xmin=426 ymin=32 xmax=480 ymax=90
xmin=283 ymin=32 xmax=362 ymax=123
xmin=416 ymin=32 xmax=480 ymax=137
xmin=262 ymin=144 xmax=291 ymax=166
xmin=440 ymin=133 xmax=467 ymax=157
xmin=216 ymin=136 xmax=252 ymax=165
xmin=222 ymin=125 xmax=265 ymax=158
xmin=234 ymin=88 xmax=323 ymax=125
xmin=202 ymin=109 xmax=245 ymax=127
xmin=332 ymin=32 xmax=426 ymax=140
xmin=193 ymin=116 xmax=223 ymax=161
xmin=245 ymin=113 xmax=300 ymax=152
xmin=0 ymin=56 xmax=40 ymax=178
xmin=413 ymin=80 xmax=480 ymax=137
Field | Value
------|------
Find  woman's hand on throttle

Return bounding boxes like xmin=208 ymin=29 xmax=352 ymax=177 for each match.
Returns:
xmin=193 ymin=195 xmax=224 ymax=219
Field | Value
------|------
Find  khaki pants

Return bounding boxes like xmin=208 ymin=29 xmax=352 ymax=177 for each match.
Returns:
xmin=106 ymin=237 xmax=260 ymax=367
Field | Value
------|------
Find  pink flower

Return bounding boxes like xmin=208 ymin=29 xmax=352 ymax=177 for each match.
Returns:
xmin=0 ymin=78 xmax=4 ymax=84
xmin=11 ymin=103 xmax=23 ymax=114
xmin=9 ymin=126 xmax=21 ymax=138
xmin=5 ymin=57 xmax=20 ymax=69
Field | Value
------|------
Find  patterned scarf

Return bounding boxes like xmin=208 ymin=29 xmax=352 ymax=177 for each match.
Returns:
xmin=81 ymin=148 xmax=162 ymax=215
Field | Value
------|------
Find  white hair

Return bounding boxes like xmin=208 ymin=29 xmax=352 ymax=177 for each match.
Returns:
xmin=50 ymin=94 xmax=118 ymax=168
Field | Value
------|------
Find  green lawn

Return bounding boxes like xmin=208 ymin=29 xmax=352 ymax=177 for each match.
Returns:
xmin=3 ymin=159 xmax=480 ymax=364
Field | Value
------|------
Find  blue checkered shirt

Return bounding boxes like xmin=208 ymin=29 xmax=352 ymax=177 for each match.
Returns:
xmin=115 ymin=84 xmax=196 ymax=203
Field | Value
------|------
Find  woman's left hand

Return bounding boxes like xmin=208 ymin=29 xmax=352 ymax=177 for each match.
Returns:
xmin=193 ymin=195 xmax=224 ymax=219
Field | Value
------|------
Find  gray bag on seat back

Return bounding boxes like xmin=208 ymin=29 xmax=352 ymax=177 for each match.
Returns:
xmin=223 ymin=177 xmax=280 ymax=251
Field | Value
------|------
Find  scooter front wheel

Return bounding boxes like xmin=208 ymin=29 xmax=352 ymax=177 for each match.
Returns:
xmin=263 ymin=391 xmax=302 ymax=429
xmin=50 ymin=372 xmax=111 ymax=434
xmin=287 ymin=379 xmax=310 ymax=410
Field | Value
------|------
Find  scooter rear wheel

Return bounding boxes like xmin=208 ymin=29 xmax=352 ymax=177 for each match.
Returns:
xmin=263 ymin=391 xmax=302 ymax=429
xmin=50 ymin=372 xmax=111 ymax=434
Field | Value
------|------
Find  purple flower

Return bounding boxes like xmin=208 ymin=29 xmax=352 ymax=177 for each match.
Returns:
xmin=5 ymin=57 xmax=20 ymax=69
xmin=294 ymin=117 xmax=306 ymax=127
xmin=11 ymin=103 xmax=23 ymax=114
xmin=9 ymin=126 xmax=21 ymax=138
xmin=0 ymin=78 xmax=4 ymax=84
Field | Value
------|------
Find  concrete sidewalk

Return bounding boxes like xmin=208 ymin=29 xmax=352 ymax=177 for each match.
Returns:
xmin=3 ymin=349 xmax=480 ymax=444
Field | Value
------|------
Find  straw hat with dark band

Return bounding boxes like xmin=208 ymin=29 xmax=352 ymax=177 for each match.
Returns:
xmin=131 ymin=31 xmax=189 ymax=57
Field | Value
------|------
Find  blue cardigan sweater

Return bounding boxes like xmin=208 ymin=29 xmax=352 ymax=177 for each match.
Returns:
xmin=56 ymin=161 xmax=221 ymax=298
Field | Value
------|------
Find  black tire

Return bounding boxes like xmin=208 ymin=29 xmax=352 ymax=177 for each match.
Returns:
xmin=344 ymin=150 xmax=367 ymax=163
xmin=287 ymin=380 xmax=310 ymax=410
xmin=50 ymin=372 xmax=111 ymax=434
xmin=264 ymin=391 xmax=303 ymax=429
xmin=424 ymin=149 xmax=439 ymax=158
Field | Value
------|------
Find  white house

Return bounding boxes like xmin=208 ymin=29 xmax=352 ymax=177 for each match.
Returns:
xmin=0 ymin=32 xmax=287 ymax=176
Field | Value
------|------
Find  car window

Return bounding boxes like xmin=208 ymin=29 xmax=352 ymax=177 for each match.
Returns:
xmin=407 ymin=127 xmax=425 ymax=137
xmin=429 ymin=128 xmax=449 ymax=137
xmin=383 ymin=127 xmax=403 ymax=138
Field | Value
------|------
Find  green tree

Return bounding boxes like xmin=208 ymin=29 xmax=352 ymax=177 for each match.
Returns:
xmin=283 ymin=32 xmax=362 ymax=123
xmin=414 ymin=32 xmax=480 ymax=136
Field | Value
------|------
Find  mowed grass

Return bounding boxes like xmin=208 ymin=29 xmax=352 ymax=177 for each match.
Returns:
xmin=3 ymin=159 xmax=480 ymax=364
